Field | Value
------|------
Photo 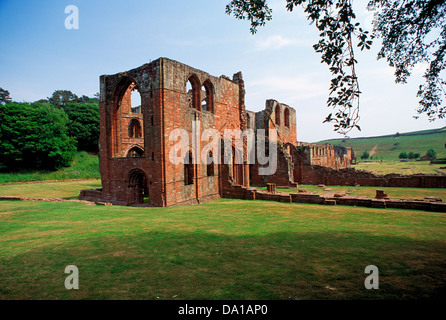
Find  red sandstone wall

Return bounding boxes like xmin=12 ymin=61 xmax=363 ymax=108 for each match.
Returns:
xmin=97 ymin=60 xmax=165 ymax=206
xmin=299 ymin=165 xmax=446 ymax=188
xmin=161 ymin=59 xmax=246 ymax=206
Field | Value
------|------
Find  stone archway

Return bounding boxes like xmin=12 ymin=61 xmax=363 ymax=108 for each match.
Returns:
xmin=128 ymin=169 xmax=148 ymax=205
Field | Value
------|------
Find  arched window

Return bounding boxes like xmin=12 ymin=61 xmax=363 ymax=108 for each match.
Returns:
xmin=201 ymin=80 xmax=214 ymax=113
xmin=111 ymin=78 xmax=144 ymax=157
xmin=128 ymin=119 xmax=142 ymax=138
xmin=184 ymin=151 xmax=194 ymax=185
xmin=201 ymin=85 xmax=207 ymax=111
xmin=127 ymin=146 xmax=144 ymax=158
xmin=186 ymin=75 xmax=200 ymax=110
xmin=246 ymin=113 xmax=251 ymax=129
xmin=131 ymin=87 xmax=141 ymax=114
xmin=275 ymin=105 xmax=280 ymax=125
xmin=206 ymin=151 xmax=214 ymax=177
xmin=284 ymin=108 xmax=290 ymax=128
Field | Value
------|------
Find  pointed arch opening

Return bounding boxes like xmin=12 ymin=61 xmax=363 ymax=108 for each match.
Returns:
xmin=284 ymin=108 xmax=290 ymax=128
xmin=206 ymin=150 xmax=214 ymax=177
xmin=128 ymin=169 xmax=148 ymax=205
xmin=184 ymin=151 xmax=194 ymax=185
xmin=201 ymin=80 xmax=214 ymax=113
xmin=274 ymin=105 xmax=281 ymax=126
xmin=126 ymin=145 xmax=144 ymax=158
xmin=128 ymin=118 xmax=142 ymax=138
xmin=111 ymin=77 xmax=144 ymax=157
xmin=186 ymin=75 xmax=201 ymax=111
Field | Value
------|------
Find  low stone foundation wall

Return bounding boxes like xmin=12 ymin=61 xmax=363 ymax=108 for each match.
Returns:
xmin=221 ymin=183 xmax=446 ymax=212
xmin=3 ymin=184 xmax=444 ymax=212
xmin=255 ymin=190 xmax=291 ymax=203
xmin=289 ymin=193 xmax=446 ymax=212
xmin=301 ymin=165 xmax=446 ymax=188
xmin=78 ymin=188 xmax=103 ymax=202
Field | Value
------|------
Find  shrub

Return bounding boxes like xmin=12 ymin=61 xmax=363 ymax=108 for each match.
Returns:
xmin=0 ymin=102 xmax=76 ymax=171
xmin=63 ymin=103 xmax=99 ymax=152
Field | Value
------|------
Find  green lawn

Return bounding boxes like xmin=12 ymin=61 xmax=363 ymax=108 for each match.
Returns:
xmin=0 ymin=151 xmax=100 ymax=184
xmin=0 ymin=180 xmax=102 ymax=200
xmin=268 ymin=185 xmax=446 ymax=200
xmin=1 ymin=183 xmax=446 ymax=299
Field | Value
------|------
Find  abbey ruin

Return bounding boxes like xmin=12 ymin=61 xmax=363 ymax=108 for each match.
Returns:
xmin=79 ymin=58 xmax=444 ymax=207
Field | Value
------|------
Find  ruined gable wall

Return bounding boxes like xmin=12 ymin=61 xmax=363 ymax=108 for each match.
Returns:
xmin=264 ymin=100 xmax=297 ymax=146
xmin=161 ymin=59 xmax=245 ymax=206
xmin=96 ymin=59 xmax=164 ymax=206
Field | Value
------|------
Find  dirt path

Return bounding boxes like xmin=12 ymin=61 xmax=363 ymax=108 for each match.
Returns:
xmin=369 ymin=144 xmax=379 ymax=156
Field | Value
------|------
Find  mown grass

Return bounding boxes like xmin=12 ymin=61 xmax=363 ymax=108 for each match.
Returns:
xmin=0 ymin=151 xmax=100 ymax=183
xmin=0 ymin=180 xmax=102 ymax=200
xmin=266 ymin=185 xmax=446 ymax=200
xmin=1 ymin=196 xmax=446 ymax=300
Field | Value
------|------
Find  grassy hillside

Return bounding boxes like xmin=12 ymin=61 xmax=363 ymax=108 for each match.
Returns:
xmin=316 ymin=127 xmax=446 ymax=161
xmin=0 ymin=151 xmax=100 ymax=183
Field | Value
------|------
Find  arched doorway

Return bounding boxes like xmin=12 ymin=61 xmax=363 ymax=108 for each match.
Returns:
xmin=128 ymin=169 xmax=148 ymax=205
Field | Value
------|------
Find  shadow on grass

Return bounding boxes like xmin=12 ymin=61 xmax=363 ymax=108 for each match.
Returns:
xmin=1 ymin=230 xmax=445 ymax=300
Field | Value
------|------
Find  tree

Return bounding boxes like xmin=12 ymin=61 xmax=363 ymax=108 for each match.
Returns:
xmin=48 ymin=90 xmax=79 ymax=108
xmin=0 ymin=102 xmax=76 ymax=171
xmin=426 ymin=148 xmax=437 ymax=160
xmin=408 ymin=152 xmax=415 ymax=159
xmin=226 ymin=0 xmax=446 ymax=134
xmin=372 ymin=0 xmax=446 ymax=121
xmin=63 ymin=103 xmax=100 ymax=152
xmin=360 ymin=150 xmax=370 ymax=160
xmin=399 ymin=152 xmax=408 ymax=159
xmin=0 ymin=87 xmax=12 ymax=104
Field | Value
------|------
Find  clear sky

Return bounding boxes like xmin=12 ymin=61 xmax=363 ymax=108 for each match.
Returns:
xmin=1 ymin=0 xmax=444 ymax=142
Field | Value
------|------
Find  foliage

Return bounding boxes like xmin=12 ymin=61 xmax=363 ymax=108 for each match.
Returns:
xmin=398 ymin=151 xmax=408 ymax=159
xmin=63 ymin=103 xmax=100 ymax=152
xmin=48 ymin=90 xmax=79 ymax=108
xmin=0 ymin=87 xmax=12 ymax=104
xmin=0 ymin=151 xmax=100 ymax=183
xmin=47 ymin=90 xmax=99 ymax=108
xmin=226 ymin=0 xmax=446 ymax=134
xmin=360 ymin=150 xmax=370 ymax=160
xmin=426 ymin=148 xmax=437 ymax=160
xmin=0 ymin=102 xmax=76 ymax=171
xmin=371 ymin=0 xmax=446 ymax=120
xmin=408 ymin=152 xmax=420 ymax=159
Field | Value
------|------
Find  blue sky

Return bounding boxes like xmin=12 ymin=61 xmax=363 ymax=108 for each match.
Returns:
xmin=1 ymin=0 xmax=444 ymax=142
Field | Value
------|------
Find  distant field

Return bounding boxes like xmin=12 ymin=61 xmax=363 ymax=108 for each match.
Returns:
xmin=352 ymin=160 xmax=446 ymax=175
xmin=0 ymin=151 xmax=100 ymax=183
xmin=317 ymin=127 xmax=446 ymax=161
